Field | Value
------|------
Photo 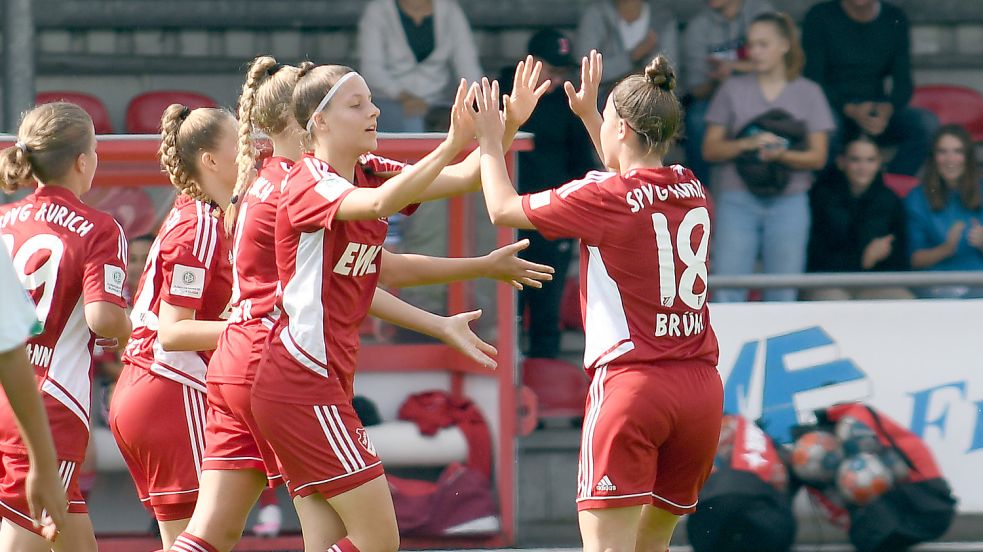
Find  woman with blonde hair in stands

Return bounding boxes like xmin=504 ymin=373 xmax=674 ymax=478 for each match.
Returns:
xmin=109 ymin=104 xmax=237 ymax=549
xmin=0 ymin=102 xmax=131 ymax=551
xmin=167 ymin=55 xmax=554 ymax=552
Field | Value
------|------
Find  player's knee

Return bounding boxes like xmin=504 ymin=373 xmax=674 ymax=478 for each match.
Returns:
xmin=350 ymin=523 xmax=399 ymax=552
xmin=374 ymin=525 xmax=400 ymax=552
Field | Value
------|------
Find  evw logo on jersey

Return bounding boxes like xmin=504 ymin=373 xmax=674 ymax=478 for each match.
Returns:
xmin=723 ymin=326 xmax=869 ymax=444
xmin=333 ymin=243 xmax=381 ymax=277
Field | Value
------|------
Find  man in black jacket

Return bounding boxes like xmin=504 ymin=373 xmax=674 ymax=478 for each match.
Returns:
xmin=500 ymin=29 xmax=598 ymax=358
xmin=803 ymin=0 xmax=938 ymax=176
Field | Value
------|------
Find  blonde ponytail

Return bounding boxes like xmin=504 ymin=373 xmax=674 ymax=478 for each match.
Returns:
xmin=227 ymin=55 xmax=280 ymax=233
xmin=226 ymin=57 xmax=312 ymax=232
xmin=0 ymin=102 xmax=93 ymax=193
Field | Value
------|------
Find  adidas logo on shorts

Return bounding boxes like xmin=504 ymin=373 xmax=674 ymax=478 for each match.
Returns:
xmin=595 ymin=475 xmax=617 ymax=492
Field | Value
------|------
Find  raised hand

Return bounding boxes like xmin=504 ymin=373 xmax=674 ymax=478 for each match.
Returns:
xmin=445 ymin=78 xmax=478 ymax=152
xmin=968 ymin=219 xmax=983 ymax=251
xmin=862 ymin=234 xmax=895 ymax=269
xmin=504 ymin=55 xmax=551 ymax=128
xmin=467 ymin=78 xmax=505 ymax=146
xmin=945 ymin=220 xmax=966 ymax=253
xmin=564 ymin=49 xmax=603 ymax=120
xmin=483 ymin=239 xmax=555 ymax=290
xmin=438 ymin=310 xmax=497 ymax=370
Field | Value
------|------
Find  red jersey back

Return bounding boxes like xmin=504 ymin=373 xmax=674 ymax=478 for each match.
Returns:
xmin=0 ymin=186 xmax=128 ymax=459
xmin=208 ymin=156 xmax=291 ymax=384
xmin=522 ymin=165 xmax=719 ymax=371
xmin=255 ymin=153 xmax=407 ymax=403
xmin=123 ymin=194 xmax=232 ymax=391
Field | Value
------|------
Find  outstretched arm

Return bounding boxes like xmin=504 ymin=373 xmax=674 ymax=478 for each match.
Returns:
xmin=157 ymin=301 xmax=226 ymax=352
xmin=336 ymin=80 xmax=477 ymax=220
xmin=416 ymin=56 xmax=552 ymax=202
xmin=378 ymin=240 xmax=553 ymax=289
xmin=564 ymin=50 xmax=605 ymax=164
xmin=0 ymin=346 xmax=66 ymax=540
xmin=468 ymin=79 xmax=536 ymax=229
xmin=369 ymin=289 xmax=497 ymax=369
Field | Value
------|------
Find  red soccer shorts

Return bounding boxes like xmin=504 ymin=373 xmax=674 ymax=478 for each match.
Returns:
xmin=576 ymin=361 xmax=723 ymax=515
xmin=202 ymin=381 xmax=282 ymax=486
xmin=109 ymin=365 xmax=203 ymax=521
xmin=0 ymin=455 xmax=85 ymax=535
xmin=251 ymin=343 xmax=383 ymax=499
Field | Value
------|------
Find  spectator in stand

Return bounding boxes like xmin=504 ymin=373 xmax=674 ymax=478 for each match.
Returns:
xmin=125 ymin=234 xmax=154 ymax=304
xmin=703 ymin=12 xmax=834 ymax=302
xmin=359 ymin=0 xmax=483 ymax=322
xmin=682 ymin=0 xmax=774 ymax=186
xmin=803 ymin=0 xmax=938 ymax=176
xmin=358 ymin=0 xmax=482 ymax=133
xmin=576 ymin=0 xmax=679 ymax=98
xmin=906 ymin=125 xmax=983 ymax=298
xmin=805 ymin=134 xmax=913 ymax=300
xmin=499 ymin=29 xmax=597 ymax=359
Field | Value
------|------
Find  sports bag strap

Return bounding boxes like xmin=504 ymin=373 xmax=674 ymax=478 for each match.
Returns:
xmin=864 ymin=404 xmax=919 ymax=474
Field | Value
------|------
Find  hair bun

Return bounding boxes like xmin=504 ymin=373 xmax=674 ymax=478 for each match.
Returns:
xmin=645 ymin=56 xmax=676 ymax=92
xmin=296 ymin=61 xmax=316 ymax=79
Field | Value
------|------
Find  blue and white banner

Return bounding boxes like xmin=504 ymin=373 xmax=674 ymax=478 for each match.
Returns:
xmin=712 ymin=300 xmax=983 ymax=511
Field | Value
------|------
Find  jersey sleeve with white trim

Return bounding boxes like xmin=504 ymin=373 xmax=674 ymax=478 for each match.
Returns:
xmin=82 ymin=216 xmax=128 ymax=308
xmin=288 ymin=156 xmax=357 ymax=232
xmin=158 ymin=201 xmax=221 ymax=311
xmin=356 ymin=154 xmax=419 ymax=217
xmin=521 ymin=170 xmax=616 ymax=246
xmin=360 ymin=153 xmax=407 ymax=175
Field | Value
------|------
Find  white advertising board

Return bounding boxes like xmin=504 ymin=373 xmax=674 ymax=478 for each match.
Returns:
xmin=712 ymin=300 xmax=983 ymax=511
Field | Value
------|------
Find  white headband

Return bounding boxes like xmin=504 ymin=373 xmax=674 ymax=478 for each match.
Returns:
xmin=306 ymin=72 xmax=363 ymax=133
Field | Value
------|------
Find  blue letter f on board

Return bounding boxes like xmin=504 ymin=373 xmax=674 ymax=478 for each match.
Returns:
xmin=724 ymin=326 xmax=866 ymax=443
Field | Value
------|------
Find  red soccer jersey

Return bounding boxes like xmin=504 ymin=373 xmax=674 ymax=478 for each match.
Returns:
xmin=123 ymin=194 xmax=233 ymax=392
xmin=522 ymin=165 xmax=719 ymax=372
xmin=0 ymin=186 xmax=128 ymax=460
xmin=254 ymin=153 xmax=408 ymax=404
xmin=208 ymin=157 xmax=292 ymax=384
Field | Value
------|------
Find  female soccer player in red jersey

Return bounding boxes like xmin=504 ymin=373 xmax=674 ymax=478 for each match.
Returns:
xmin=168 ymin=56 xmax=553 ymax=552
xmin=241 ymin=59 xmax=553 ymax=552
xmin=109 ymin=104 xmax=238 ymax=548
xmin=468 ymin=51 xmax=723 ymax=552
xmin=0 ymin=102 xmax=131 ymax=551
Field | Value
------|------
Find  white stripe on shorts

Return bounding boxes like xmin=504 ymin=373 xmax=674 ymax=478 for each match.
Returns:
xmin=578 ymin=365 xmax=607 ymax=499
xmin=313 ymin=405 xmax=356 ymax=473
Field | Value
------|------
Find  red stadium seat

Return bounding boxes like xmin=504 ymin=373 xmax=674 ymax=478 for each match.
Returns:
xmin=125 ymin=91 xmax=218 ymax=133
xmin=35 ymin=91 xmax=114 ymax=134
xmin=910 ymin=85 xmax=983 ymax=142
xmin=81 ymin=186 xmax=159 ymax=239
xmin=883 ymin=173 xmax=920 ymax=198
xmin=522 ymin=357 xmax=588 ymax=421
